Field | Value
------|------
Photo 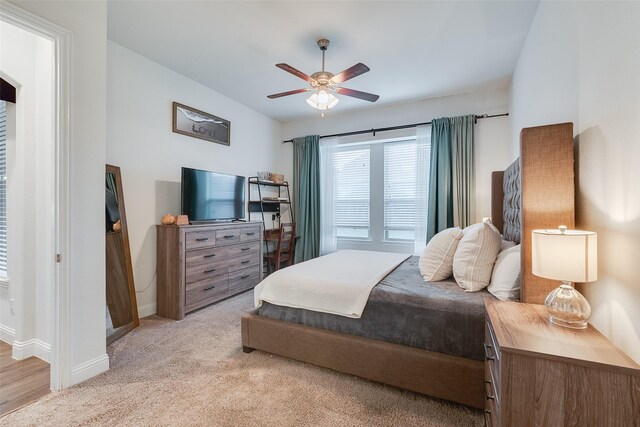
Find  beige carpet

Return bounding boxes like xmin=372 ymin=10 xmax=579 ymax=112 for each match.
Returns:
xmin=2 ymin=292 xmax=483 ymax=426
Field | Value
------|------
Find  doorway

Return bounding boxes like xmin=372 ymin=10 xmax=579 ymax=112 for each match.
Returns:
xmin=0 ymin=1 xmax=71 ymax=400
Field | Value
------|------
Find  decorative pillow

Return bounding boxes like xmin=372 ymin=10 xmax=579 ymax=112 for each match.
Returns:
xmin=500 ymin=239 xmax=516 ymax=252
xmin=487 ymin=244 xmax=521 ymax=301
xmin=453 ymin=222 xmax=502 ymax=291
xmin=419 ymin=227 xmax=464 ymax=281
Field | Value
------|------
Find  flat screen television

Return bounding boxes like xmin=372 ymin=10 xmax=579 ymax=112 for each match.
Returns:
xmin=181 ymin=167 xmax=245 ymax=222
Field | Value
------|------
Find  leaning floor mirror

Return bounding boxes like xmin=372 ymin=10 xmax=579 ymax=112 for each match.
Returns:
xmin=106 ymin=164 xmax=139 ymax=345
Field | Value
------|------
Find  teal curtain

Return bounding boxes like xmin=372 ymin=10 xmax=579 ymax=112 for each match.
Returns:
xmin=292 ymin=135 xmax=321 ymax=262
xmin=427 ymin=115 xmax=475 ymax=241
xmin=427 ymin=118 xmax=452 ymax=241
xmin=450 ymin=115 xmax=475 ymax=228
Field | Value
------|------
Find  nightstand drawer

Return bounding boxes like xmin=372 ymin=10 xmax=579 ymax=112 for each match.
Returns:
xmin=485 ymin=320 xmax=501 ymax=385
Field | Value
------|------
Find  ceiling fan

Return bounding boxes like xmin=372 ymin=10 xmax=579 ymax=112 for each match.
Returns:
xmin=267 ymin=39 xmax=379 ymax=111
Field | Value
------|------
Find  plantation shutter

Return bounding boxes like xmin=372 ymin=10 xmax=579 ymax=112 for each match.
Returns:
xmin=333 ymin=146 xmax=370 ymax=229
xmin=384 ymin=140 xmax=423 ymax=232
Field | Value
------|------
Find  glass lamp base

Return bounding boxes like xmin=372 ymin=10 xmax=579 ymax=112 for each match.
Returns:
xmin=544 ymin=282 xmax=591 ymax=330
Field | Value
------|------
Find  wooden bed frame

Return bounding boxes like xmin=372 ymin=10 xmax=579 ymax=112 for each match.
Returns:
xmin=241 ymin=123 xmax=575 ymax=409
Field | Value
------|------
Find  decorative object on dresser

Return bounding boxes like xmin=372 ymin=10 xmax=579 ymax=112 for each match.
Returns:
xmin=484 ymin=299 xmax=640 ymax=426
xmin=156 ymin=222 xmax=263 ymax=320
xmin=532 ymin=226 xmax=597 ymax=329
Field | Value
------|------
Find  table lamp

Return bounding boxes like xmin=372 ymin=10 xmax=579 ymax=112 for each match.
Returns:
xmin=532 ymin=226 xmax=597 ymax=329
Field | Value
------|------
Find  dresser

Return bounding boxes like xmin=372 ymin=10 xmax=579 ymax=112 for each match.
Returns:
xmin=156 ymin=222 xmax=263 ymax=320
xmin=483 ymin=299 xmax=640 ymax=426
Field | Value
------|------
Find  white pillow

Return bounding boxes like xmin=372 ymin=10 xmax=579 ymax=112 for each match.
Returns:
xmin=419 ymin=227 xmax=464 ymax=281
xmin=500 ymin=239 xmax=516 ymax=252
xmin=453 ymin=222 xmax=502 ymax=291
xmin=488 ymin=244 xmax=521 ymax=301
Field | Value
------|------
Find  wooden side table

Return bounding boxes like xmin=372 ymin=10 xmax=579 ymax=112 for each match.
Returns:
xmin=484 ymin=299 xmax=640 ymax=426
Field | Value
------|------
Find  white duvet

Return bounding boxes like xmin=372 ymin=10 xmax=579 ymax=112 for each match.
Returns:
xmin=254 ymin=250 xmax=411 ymax=318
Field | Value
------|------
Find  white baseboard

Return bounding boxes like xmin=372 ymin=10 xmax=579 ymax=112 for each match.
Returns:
xmin=138 ymin=302 xmax=156 ymax=318
xmin=71 ymin=353 xmax=109 ymax=385
xmin=0 ymin=323 xmax=16 ymax=344
xmin=12 ymin=338 xmax=51 ymax=363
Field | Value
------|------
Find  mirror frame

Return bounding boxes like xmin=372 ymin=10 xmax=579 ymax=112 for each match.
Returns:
xmin=106 ymin=164 xmax=139 ymax=345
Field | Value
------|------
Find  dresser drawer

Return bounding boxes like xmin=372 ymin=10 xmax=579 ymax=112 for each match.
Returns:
xmin=185 ymin=275 xmax=229 ymax=308
xmin=185 ymin=263 xmax=229 ymax=285
xmin=215 ymin=229 xmax=240 ymax=245
xmin=185 ymin=231 xmax=217 ymax=250
xmin=185 ymin=246 xmax=232 ymax=269
xmin=229 ymin=266 xmax=260 ymax=294
xmin=240 ymin=227 xmax=261 ymax=242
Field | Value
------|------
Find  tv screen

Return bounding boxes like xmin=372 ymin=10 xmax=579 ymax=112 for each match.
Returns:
xmin=181 ymin=168 xmax=245 ymax=222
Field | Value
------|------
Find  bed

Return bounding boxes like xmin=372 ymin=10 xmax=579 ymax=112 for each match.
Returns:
xmin=241 ymin=122 xmax=576 ymax=409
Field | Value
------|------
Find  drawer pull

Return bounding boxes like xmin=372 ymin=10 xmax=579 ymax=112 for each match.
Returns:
xmin=240 ymin=274 xmax=250 ymax=279
xmin=241 ymin=260 xmax=250 ymax=264
xmin=246 ymin=232 xmax=256 ymax=236
xmin=484 ymin=343 xmax=495 ymax=361
xmin=484 ymin=380 xmax=495 ymax=401
xmin=203 ymin=286 xmax=216 ymax=291
xmin=204 ymin=254 xmax=216 ymax=258
xmin=204 ymin=268 xmax=216 ymax=273
xmin=241 ymin=247 xmax=251 ymax=251
xmin=483 ymin=410 xmax=492 ymax=426
xmin=224 ymin=235 xmax=235 ymax=239
xmin=196 ymin=237 xmax=209 ymax=242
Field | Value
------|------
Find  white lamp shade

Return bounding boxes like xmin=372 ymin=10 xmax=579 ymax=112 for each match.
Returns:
xmin=532 ymin=228 xmax=597 ymax=283
xmin=306 ymin=92 xmax=339 ymax=110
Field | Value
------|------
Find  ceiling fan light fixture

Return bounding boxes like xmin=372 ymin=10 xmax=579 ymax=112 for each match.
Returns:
xmin=317 ymin=89 xmax=330 ymax=104
xmin=306 ymin=91 xmax=339 ymax=110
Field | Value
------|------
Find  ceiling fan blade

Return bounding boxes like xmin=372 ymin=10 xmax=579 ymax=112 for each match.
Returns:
xmin=276 ymin=63 xmax=315 ymax=83
xmin=331 ymin=63 xmax=370 ymax=84
xmin=267 ymin=89 xmax=311 ymax=99
xmin=334 ymin=87 xmax=379 ymax=102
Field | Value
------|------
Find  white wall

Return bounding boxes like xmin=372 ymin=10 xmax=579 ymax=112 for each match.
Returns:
xmin=281 ymin=88 xmax=512 ymax=226
xmin=511 ymin=1 xmax=640 ymax=362
xmin=107 ymin=42 xmax=282 ymax=316
xmin=0 ymin=21 xmax=54 ymax=362
xmin=8 ymin=0 xmax=109 ymax=383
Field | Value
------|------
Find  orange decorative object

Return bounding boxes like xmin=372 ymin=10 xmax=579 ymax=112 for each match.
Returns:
xmin=113 ymin=219 xmax=121 ymax=231
xmin=161 ymin=214 xmax=176 ymax=225
xmin=176 ymin=215 xmax=189 ymax=225
xmin=271 ymin=173 xmax=284 ymax=184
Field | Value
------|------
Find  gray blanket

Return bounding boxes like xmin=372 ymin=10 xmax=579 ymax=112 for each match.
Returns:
xmin=258 ymin=256 xmax=493 ymax=361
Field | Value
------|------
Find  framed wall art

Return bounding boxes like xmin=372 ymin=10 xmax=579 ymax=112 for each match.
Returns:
xmin=172 ymin=102 xmax=230 ymax=146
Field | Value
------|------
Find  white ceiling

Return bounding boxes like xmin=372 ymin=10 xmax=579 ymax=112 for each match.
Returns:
xmin=107 ymin=1 xmax=539 ymax=122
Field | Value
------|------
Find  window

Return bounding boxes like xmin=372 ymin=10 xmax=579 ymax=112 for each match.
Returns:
xmin=384 ymin=141 xmax=422 ymax=241
xmin=323 ymin=133 xmax=430 ymax=252
xmin=0 ymin=101 xmax=7 ymax=278
xmin=333 ymin=146 xmax=370 ymax=239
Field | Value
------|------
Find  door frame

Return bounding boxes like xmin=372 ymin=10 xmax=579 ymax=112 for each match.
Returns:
xmin=0 ymin=2 xmax=72 ymax=390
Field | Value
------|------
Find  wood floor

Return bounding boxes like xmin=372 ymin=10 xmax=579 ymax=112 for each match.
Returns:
xmin=0 ymin=341 xmax=50 ymax=417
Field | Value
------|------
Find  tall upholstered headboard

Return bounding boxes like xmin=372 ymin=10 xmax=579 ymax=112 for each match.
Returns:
xmin=491 ymin=123 xmax=575 ymax=304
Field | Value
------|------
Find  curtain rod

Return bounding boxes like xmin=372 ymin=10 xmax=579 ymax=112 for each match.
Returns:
xmin=281 ymin=112 xmax=509 ymax=144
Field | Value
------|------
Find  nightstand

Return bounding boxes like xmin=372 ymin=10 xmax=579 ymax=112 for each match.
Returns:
xmin=484 ymin=299 xmax=640 ymax=426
